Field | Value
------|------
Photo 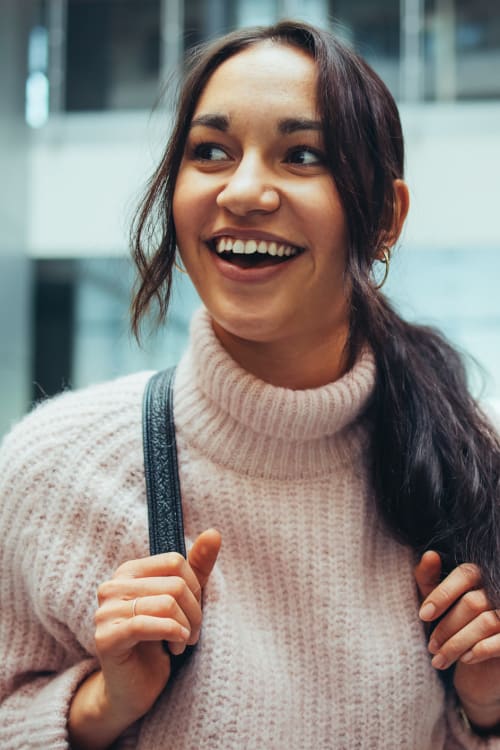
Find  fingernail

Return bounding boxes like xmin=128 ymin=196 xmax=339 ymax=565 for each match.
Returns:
xmin=419 ymin=602 xmax=436 ymax=620
xmin=461 ymin=650 xmax=474 ymax=663
xmin=180 ymin=627 xmax=190 ymax=639
xmin=431 ymin=653 xmax=447 ymax=669
xmin=428 ymin=638 xmax=439 ymax=654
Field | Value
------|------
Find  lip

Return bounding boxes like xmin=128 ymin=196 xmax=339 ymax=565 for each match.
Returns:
xmin=206 ymin=241 xmax=303 ymax=284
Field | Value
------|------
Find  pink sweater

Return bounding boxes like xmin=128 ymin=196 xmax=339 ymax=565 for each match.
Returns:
xmin=0 ymin=308 xmax=497 ymax=749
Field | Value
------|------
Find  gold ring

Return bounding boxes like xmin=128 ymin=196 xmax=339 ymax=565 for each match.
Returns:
xmin=131 ymin=598 xmax=138 ymax=617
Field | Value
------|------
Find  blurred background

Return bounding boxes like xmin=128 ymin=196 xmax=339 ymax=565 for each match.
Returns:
xmin=1 ymin=0 xmax=499 ymax=438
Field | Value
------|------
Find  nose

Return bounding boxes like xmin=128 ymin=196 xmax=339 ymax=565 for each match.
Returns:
xmin=216 ymin=153 xmax=280 ymax=216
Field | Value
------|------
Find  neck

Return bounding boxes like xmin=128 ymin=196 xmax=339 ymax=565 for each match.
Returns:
xmin=211 ymin=320 xmax=350 ymax=389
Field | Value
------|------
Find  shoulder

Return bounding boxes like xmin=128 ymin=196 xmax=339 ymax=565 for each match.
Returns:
xmin=0 ymin=370 xmax=153 ymax=497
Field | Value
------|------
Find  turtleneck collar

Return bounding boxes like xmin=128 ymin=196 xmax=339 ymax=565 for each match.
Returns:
xmin=174 ymin=308 xmax=376 ymax=480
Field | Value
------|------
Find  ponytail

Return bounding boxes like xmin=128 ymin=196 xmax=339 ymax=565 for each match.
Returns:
xmin=354 ymin=287 xmax=500 ymax=605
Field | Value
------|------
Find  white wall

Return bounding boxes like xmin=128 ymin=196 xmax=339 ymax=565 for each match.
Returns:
xmin=28 ymin=110 xmax=172 ymax=257
xmin=401 ymin=103 xmax=500 ymax=250
xmin=27 ymin=102 xmax=500 ymax=258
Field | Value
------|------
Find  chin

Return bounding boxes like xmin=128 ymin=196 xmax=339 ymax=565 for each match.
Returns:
xmin=209 ymin=305 xmax=290 ymax=345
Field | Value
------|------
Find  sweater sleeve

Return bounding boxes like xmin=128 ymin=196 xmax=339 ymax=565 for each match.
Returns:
xmin=0 ymin=662 xmax=98 ymax=749
xmin=0 ymin=402 xmax=101 ymax=749
xmin=0 ymin=374 xmax=148 ymax=750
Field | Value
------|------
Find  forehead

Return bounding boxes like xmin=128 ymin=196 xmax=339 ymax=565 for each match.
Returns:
xmin=193 ymin=41 xmax=319 ymax=119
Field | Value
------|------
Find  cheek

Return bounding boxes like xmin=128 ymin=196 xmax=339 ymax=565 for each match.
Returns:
xmin=172 ymin=179 xmax=189 ymax=239
xmin=295 ymin=181 xmax=346 ymax=233
xmin=173 ymin=171 xmax=213 ymax=244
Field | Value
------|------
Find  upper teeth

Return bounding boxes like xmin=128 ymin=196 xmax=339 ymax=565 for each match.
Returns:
xmin=215 ymin=237 xmax=299 ymax=257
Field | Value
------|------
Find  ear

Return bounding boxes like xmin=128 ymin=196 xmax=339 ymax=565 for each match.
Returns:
xmin=375 ymin=179 xmax=410 ymax=259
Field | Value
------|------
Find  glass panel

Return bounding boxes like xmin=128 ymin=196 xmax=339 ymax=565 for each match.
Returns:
xmin=385 ymin=247 xmax=500 ymax=400
xmin=183 ymin=0 xmax=279 ymax=49
xmin=183 ymin=0 xmax=236 ymax=49
xmin=455 ymin=0 xmax=500 ymax=99
xmin=282 ymin=0 xmax=329 ymax=28
xmin=65 ymin=0 xmax=161 ymax=111
xmin=71 ymin=258 xmax=200 ymax=388
xmin=424 ymin=0 xmax=500 ymax=100
xmin=31 ymin=251 xmax=500 ymax=402
xmin=329 ymin=0 xmax=401 ymax=98
xmin=235 ymin=0 xmax=278 ymax=28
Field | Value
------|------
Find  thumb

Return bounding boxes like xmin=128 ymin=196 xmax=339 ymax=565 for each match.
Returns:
xmin=414 ymin=550 xmax=442 ymax=602
xmin=188 ymin=528 xmax=222 ymax=589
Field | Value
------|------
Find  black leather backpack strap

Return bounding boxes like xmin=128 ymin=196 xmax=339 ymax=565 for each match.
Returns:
xmin=142 ymin=366 xmax=194 ymax=670
xmin=142 ymin=366 xmax=186 ymax=557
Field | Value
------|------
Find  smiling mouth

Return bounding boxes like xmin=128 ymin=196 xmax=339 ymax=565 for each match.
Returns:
xmin=207 ymin=236 xmax=304 ymax=269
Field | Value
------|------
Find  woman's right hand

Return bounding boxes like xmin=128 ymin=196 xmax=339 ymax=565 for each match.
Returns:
xmin=68 ymin=528 xmax=221 ymax=750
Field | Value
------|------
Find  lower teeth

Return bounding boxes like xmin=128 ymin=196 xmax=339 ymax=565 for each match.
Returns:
xmin=218 ymin=251 xmax=291 ymax=268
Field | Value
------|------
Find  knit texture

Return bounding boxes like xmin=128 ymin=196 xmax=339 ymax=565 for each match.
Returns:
xmin=0 ymin=307 xmax=498 ymax=749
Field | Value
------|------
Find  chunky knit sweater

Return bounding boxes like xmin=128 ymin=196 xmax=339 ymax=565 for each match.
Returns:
xmin=0 ymin=308 xmax=498 ymax=750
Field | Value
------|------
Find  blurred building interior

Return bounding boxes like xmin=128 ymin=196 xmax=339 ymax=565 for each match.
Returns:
xmin=1 ymin=0 xmax=499 ymax=436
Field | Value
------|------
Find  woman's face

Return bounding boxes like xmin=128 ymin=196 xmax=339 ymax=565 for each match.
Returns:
xmin=173 ymin=41 xmax=350 ymax=353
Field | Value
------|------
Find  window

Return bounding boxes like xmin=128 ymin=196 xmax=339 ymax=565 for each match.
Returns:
xmin=330 ymin=0 xmax=401 ymax=98
xmin=65 ymin=0 xmax=161 ymax=111
xmin=425 ymin=0 xmax=500 ymax=100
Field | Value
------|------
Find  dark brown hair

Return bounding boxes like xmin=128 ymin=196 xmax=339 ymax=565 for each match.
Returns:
xmin=131 ymin=21 xmax=500 ymax=605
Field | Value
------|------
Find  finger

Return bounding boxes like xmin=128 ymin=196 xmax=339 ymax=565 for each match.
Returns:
xmin=131 ymin=595 xmax=198 ymax=657
xmin=95 ymin=616 xmax=190 ymax=658
xmin=414 ymin=551 xmax=442 ymax=602
xmin=461 ymin=632 xmax=500 ymax=665
xmin=129 ymin=595 xmax=192 ymax=632
xmin=98 ymin=575 xmax=201 ymax=610
xmin=429 ymin=609 xmax=500 ymax=670
xmin=419 ymin=562 xmax=481 ymax=622
xmin=188 ymin=528 xmax=222 ymax=589
xmin=97 ymin=581 xmax=202 ymax=634
xmin=428 ymin=588 xmax=490 ymax=654
xmin=105 ymin=554 xmax=202 ymax=601
xmin=168 ymin=641 xmax=188 ymax=656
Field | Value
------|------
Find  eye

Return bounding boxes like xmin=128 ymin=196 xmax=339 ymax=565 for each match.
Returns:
xmin=286 ymin=147 xmax=324 ymax=166
xmin=192 ymin=143 xmax=230 ymax=162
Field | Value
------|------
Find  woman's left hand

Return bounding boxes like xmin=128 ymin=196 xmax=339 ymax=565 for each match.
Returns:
xmin=415 ymin=551 xmax=500 ymax=730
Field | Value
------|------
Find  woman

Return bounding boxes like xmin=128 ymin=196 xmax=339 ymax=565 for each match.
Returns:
xmin=1 ymin=20 xmax=500 ymax=750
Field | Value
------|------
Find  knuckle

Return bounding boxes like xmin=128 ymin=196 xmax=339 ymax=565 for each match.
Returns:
xmin=94 ymin=606 xmax=106 ymax=626
xmin=168 ymin=576 xmax=187 ymax=599
xmin=129 ymin=614 xmax=146 ymax=637
xmin=462 ymin=590 xmax=487 ymax=617
xmin=471 ymin=641 xmax=490 ymax=661
xmin=94 ymin=626 xmax=112 ymax=654
xmin=459 ymin=563 xmax=481 ymax=585
xmin=481 ymin=610 xmax=500 ymax=634
xmin=165 ymin=552 xmax=185 ymax=574
xmin=94 ymin=600 xmax=116 ymax=626
xmin=114 ymin=559 xmax=139 ymax=578
xmin=477 ymin=634 xmax=500 ymax=660
xmin=435 ymin=583 xmax=452 ymax=604
xmin=162 ymin=594 xmax=176 ymax=613
xmin=97 ymin=580 xmax=115 ymax=603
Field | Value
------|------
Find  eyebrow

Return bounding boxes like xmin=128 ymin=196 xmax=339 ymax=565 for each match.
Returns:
xmin=189 ymin=114 xmax=322 ymax=134
xmin=277 ymin=118 xmax=323 ymax=134
xmin=190 ymin=114 xmax=229 ymax=131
